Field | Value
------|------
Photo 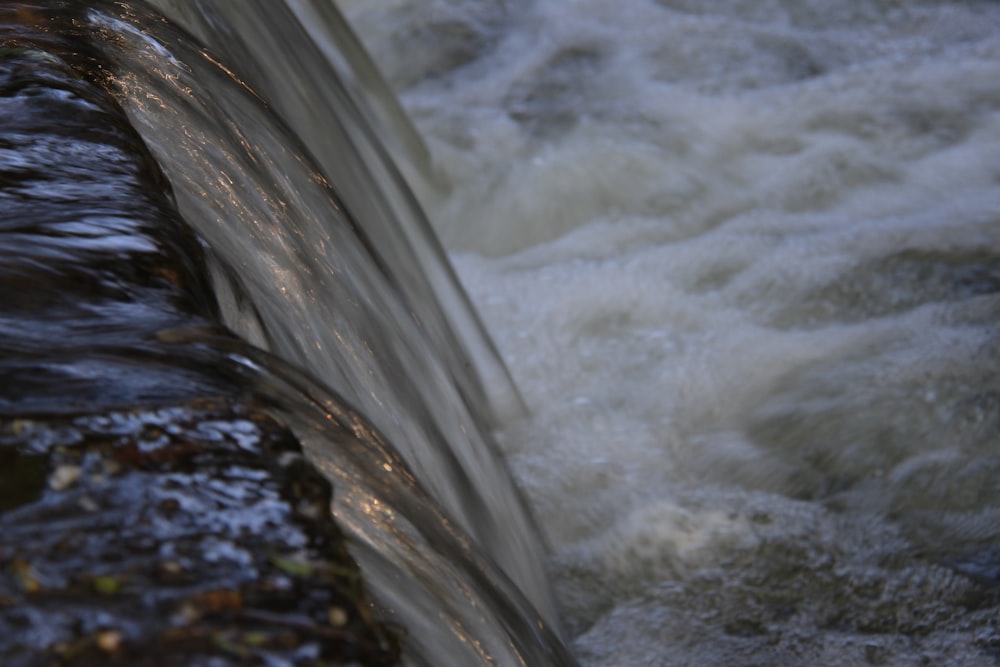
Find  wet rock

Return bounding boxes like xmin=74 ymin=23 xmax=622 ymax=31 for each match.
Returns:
xmin=0 ymin=401 xmax=399 ymax=667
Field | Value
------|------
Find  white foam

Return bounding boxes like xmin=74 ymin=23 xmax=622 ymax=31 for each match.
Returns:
xmin=342 ymin=0 xmax=1000 ymax=663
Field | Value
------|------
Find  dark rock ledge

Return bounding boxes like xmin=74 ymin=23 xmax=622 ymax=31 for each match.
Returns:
xmin=0 ymin=401 xmax=399 ymax=667
xmin=0 ymin=12 xmax=399 ymax=667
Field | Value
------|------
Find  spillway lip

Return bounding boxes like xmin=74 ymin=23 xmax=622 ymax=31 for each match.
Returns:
xmin=0 ymin=399 xmax=401 ymax=666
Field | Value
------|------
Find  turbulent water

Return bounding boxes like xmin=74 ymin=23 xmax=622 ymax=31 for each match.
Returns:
xmin=28 ymin=0 xmax=999 ymax=664
xmin=337 ymin=1 xmax=1000 ymax=665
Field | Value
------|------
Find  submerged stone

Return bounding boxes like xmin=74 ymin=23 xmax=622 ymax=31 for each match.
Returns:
xmin=0 ymin=401 xmax=399 ymax=667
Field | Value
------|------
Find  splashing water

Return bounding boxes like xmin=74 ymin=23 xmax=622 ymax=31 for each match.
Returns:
xmin=340 ymin=0 xmax=1000 ymax=665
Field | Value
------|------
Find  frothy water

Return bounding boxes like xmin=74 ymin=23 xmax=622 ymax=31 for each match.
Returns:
xmin=340 ymin=0 xmax=1000 ymax=664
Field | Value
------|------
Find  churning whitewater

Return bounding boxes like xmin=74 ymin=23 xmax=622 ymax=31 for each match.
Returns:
xmin=339 ymin=0 xmax=1000 ymax=664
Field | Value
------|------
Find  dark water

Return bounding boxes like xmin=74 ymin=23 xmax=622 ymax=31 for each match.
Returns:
xmin=0 ymin=39 xmax=225 ymax=412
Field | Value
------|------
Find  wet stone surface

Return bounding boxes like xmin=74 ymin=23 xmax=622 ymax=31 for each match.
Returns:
xmin=0 ymin=400 xmax=399 ymax=666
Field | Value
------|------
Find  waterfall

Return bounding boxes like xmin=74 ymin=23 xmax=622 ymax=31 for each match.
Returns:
xmin=6 ymin=0 xmax=1000 ymax=665
xmin=0 ymin=1 xmax=576 ymax=665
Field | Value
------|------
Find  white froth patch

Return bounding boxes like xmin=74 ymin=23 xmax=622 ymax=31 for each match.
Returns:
xmin=344 ymin=0 xmax=1000 ymax=663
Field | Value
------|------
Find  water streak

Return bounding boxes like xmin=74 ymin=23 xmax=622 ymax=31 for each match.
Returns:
xmin=8 ymin=1 xmax=576 ymax=664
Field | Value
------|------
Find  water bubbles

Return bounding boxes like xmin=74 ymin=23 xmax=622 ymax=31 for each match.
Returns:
xmin=346 ymin=0 xmax=1000 ymax=663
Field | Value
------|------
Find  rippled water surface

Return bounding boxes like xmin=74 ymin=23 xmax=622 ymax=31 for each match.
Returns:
xmin=339 ymin=1 xmax=1000 ymax=664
